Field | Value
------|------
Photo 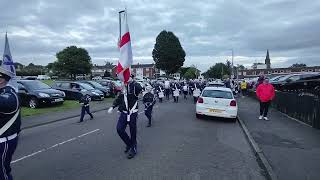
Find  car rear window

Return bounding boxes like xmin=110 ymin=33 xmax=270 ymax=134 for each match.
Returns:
xmin=202 ymin=90 xmax=233 ymax=99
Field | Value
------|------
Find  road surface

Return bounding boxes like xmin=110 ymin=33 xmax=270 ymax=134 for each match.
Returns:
xmin=13 ymin=97 xmax=266 ymax=180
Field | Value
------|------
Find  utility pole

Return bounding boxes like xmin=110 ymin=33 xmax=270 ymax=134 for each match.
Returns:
xmin=231 ymin=49 xmax=234 ymax=79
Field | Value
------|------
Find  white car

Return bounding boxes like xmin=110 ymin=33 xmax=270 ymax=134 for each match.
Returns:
xmin=196 ymin=87 xmax=238 ymax=121
xmin=36 ymin=75 xmax=51 ymax=80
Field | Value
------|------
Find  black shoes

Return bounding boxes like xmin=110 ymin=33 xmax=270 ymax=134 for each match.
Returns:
xmin=127 ymin=147 xmax=137 ymax=159
xmin=146 ymin=123 xmax=151 ymax=127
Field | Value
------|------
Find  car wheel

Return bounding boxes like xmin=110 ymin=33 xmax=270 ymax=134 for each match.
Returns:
xmin=29 ymin=97 xmax=39 ymax=109
xmin=196 ymin=113 xmax=201 ymax=119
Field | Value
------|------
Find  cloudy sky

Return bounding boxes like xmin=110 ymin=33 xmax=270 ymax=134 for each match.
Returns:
xmin=0 ymin=0 xmax=319 ymax=72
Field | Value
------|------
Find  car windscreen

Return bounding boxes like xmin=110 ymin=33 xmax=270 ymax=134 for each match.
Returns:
xmin=79 ymin=83 xmax=94 ymax=90
xmin=22 ymin=81 xmax=51 ymax=90
xmin=202 ymin=90 xmax=233 ymax=99
xmin=89 ymin=81 xmax=104 ymax=88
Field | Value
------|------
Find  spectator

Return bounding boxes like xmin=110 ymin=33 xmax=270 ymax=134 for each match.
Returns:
xmin=241 ymin=80 xmax=247 ymax=96
xmin=256 ymin=78 xmax=275 ymax=121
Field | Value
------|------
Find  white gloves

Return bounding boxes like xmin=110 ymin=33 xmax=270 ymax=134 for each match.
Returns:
xmin=107 ymin=107 xmax=114 ymax=114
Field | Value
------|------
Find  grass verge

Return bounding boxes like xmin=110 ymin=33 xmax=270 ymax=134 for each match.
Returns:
xmin=21 ymin=98 xmax=114 ymax=118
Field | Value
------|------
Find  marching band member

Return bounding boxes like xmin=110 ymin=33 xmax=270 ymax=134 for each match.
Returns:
xmin=143 ymin=86 xmax=156 ymax=127
xmin=108 ymin=75 xmax=142 ymax=159
xmin=0 ymin=67 xmax=21 ymax=180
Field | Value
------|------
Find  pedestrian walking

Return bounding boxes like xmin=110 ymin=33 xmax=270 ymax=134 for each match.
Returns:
xmin=256 ymin=78 xmax=275 ymax=121
xmin=193 ymin=82 xmax=201 ymax=104
xmin=172 ymin=82 xmax=180 ymax=103
xmin=108 ymin=75 xmax=142 ymax=159
xmin=156 ymin=83 xmax=164 ymax=103
xmin=78 ymin=94 xmax=94 ymax=123
xmin=241 ymin=80 xmax=247 ymax=96
xmin=143 ymin=86 xmax=156 ymax=127
xmin=183 ymin=83 xmax=188 ymax=99
xmin=164 ymin=79 xmax=170 ymax=100
xmin=0 ymin=67 xmax=21 ymax=180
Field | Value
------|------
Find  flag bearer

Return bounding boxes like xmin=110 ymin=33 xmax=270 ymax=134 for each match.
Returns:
xmin=143 ymin=86 xmax=156 ymax=127
xmin=108 ymin=75 xmax=142 ymax=159
xmin=0 ymin=67 xmax=21 ymax=180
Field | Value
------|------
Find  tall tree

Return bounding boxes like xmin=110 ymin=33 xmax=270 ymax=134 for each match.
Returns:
xmin=104 ymin=61 xmax=115 ymax=69
xmin=290 ymin=63 xmax=307 ymax=68
xmin=203 ymin=63 xmax=230 ymax=79
xmin=152 ymin=30 xmax=186 ymax=75
xmin=51 ymin=46 xmax=92 ymax=79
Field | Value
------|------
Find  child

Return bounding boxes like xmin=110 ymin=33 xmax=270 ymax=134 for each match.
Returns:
xmin=78 ymin=94 xmax=94 ymax=123
xmin=143 ymin=86 xmax=156 ymax=127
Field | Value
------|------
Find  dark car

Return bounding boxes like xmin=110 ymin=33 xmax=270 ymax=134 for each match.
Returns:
xmin=97 ymin=80 xmax=117 ymax=97
xmin=17 ymin=80 xmax=65 ymax=108
xmin=274 ymin=73 xmax=320 ymax=91
xmin=81 ymin=81 xmax=111 ymax=97
xmin=52 ymin=81 xmax=104 ymax=101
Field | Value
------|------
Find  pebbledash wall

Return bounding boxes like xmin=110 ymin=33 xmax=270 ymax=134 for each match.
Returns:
xmin=239 ymin=66 xmax=320 ymax=78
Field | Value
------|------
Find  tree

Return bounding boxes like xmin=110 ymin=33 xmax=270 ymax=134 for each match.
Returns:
xmin=50 ymin=46 xmax=92 ymax=79
xmin=152 ymin=30 xmax=186 ymax=75
xmin=104 ymin=61 xmax=115 ymax=69
xmin=290 ymin=63 xmax=307 ymax=68
xmin=203 ymin=63 xmax=230 ymax=79
xmin=183 ymin=67 xmax=200 ymax=80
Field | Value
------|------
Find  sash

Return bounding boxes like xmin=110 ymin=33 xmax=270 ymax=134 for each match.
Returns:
xmin=124 ymin=93 xmax=138 ymax=122
xmin=0 ymin=110 xmax=19 ymax=136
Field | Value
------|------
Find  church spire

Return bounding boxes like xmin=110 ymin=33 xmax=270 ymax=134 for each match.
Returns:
xmin=265 ymin=49 xmax=271 ymax=69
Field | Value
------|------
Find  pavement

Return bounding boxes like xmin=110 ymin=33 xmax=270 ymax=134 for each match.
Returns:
xmin=12 ymin=96 xmax=266 ymax=180
xmin=22 ymin=100 xmax=112 ymax=129
xmin=238 ymin=96 xmax=320 ymax=180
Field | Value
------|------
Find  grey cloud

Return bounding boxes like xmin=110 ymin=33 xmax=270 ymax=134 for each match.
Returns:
xmin=0 ymin=0 xmax=319 ymax=71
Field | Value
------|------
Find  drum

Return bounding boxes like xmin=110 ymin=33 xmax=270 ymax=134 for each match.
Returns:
xmin=158 ymin=92 xmax=164 ymax=98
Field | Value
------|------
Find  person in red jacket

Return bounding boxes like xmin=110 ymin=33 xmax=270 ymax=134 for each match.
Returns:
xmin=256 ymin=78 xmax=275 ymax=120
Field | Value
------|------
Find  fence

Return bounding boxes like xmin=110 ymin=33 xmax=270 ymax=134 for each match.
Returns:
xmin=248 ymin=90 xmax=320 ymax=129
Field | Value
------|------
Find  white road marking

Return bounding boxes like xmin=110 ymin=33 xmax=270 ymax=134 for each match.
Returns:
xmin=11 ymin=129 xmax=100 ymax=164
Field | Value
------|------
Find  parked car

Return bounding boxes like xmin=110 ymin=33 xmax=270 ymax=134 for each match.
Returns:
xmin=272 ymin=73 xmax=320 ymax=91
xmin=37 ymin=75 xmax=51 ymax=80
xmin=269 ymin=75 xmax=286 ymax=84
xmin=81 ymin=80 xmax=111 ymax=97
xmin=97 ymin=80 xmax=116 ymax=97
xmin=196 ymin=87 xmax=237 ymax=121
xmin=92 ymin=76 xmax=102 ymax=80
xmin=17 ymin=80 xmax=65 ymax=108
xmin=52 ymin=81 xmax=104 ymax=101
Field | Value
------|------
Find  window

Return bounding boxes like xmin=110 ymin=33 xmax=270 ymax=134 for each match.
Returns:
xmin=274 ymin=70 xmax=278 ymax=73
xmin=280 ymin=70 xmax=284 ymax=73
xmin=301 ymin=69 xmax=305 ymax=72
xmin=288 ymin=75 xmax=301 ymax=81
xmin=308 ymin=69 xmax=313 ymax=72
xmin=202 ymin=90 xmax=233 ymax=99
xmin=61 ymin=83 xmax=71 ymax=89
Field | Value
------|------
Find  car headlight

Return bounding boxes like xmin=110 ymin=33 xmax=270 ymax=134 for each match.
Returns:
xmin=61 ymin=92 xmax=66 ymax=97
xmin=39 ymin=93 xmax=50 ymax=97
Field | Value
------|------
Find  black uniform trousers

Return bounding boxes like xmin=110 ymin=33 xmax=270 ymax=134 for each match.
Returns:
xmin=79 ymin=105 xmax=93 ymax=122
xmin=0 ymin=136 xmax=18 ymax=180
xmin=260 ymin=101 xmax=271 ymax=117
xmin=117 ymin=112 xmax=138 ymax=149
xmin=145 ymin=105 xmax=154 ymax=124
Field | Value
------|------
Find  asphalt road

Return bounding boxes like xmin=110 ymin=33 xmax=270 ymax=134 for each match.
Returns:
xmin=12 ymin=96 xmax=266 ymax=180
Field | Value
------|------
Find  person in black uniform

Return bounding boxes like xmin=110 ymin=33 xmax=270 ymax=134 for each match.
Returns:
xmin=143 ymin=86 xmax=156 ymax=127
xmin=108 ymin=75 xmax=142 ymax=159
xmin=78 ymin=94 xmax=94 ymax=123
xmin=155 ymin=82 xmax=164 ymax=103
xmin=171 ymin=81 xmax=180 ymax=103
xmin=0 ymin=67 xmax=21 ymax=180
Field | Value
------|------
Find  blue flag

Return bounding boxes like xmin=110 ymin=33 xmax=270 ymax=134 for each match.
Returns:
xmin=1 ymin=33 xmax=17 ymax=91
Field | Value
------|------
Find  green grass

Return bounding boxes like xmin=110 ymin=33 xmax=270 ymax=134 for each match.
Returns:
xmin=21 ymin=100 xmax=81 ymax=117
xmin=21 ymin=98 xmax=114 ymax=118
xmin=41 ymin=80 xmax=54 ymax=86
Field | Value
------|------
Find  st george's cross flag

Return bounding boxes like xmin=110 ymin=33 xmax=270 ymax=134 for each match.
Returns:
xmin=117 ymin=11 xmax=133 ymax=85
xmin=1 ymin=33 xmax=18 ymax=91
